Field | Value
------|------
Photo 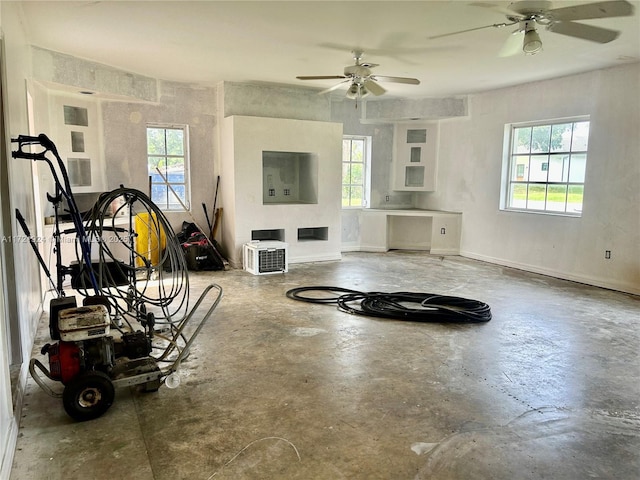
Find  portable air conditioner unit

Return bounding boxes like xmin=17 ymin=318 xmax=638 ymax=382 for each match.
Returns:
xmin=243 ymin=241 xmax=288 ymax=275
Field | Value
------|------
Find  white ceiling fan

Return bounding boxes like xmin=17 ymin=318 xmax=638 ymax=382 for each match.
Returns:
xmin=296 ymin=50 xmax=420 ymax=99
xmin=430 ymin=0 xmax=635 ymax=56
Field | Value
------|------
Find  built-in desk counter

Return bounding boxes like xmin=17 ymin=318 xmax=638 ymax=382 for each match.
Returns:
xmin=359 ymin=209 xmax=461 ymax=255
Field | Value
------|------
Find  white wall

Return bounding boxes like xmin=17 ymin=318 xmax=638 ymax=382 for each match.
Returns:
xmin=221 ymin=115 xmax=343 ymax=266
xmin=0 ymin=2 xmax=45 ymax=477
xmin=415 ymin=63 xmax=640 ymax=295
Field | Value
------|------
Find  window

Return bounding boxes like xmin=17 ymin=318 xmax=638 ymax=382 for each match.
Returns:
xmin=342 ymin=135 xmax=371 ymax=207
xmin=147 ymin=125 xmax=190 ymax=211
xmin=502 ymin=118 xmax=589 ymax=216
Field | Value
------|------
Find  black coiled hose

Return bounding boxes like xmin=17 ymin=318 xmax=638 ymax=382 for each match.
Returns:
xmin=286 ymin=287 xmax=491 ymax=323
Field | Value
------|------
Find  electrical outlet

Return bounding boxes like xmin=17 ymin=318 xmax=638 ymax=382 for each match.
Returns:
xmin=440 ymin=227 xmax=446 ymax=235
xmin=385 ymin=195 xmax=390 ymax=202
xmin=605 ymin=250 xmax=611 ymax=259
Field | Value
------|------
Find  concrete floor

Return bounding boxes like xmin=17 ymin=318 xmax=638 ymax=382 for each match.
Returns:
xmin=10 ymin=252 xmax=640 ymax=479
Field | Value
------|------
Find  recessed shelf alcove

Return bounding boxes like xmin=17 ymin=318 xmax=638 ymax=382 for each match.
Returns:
xmin=262 ymin=151 xmax=318 ymax=205
xmin=297 ymin=226 xmax=328 ymax=242
xmin=251 ymin=229 xmax=285 ymax=242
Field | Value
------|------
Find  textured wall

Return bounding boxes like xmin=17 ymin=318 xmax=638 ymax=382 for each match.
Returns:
xmin=102 ymin=82 xmax=218 ymax=232
xmin=31 ymin=47 xmax=158 ymax=102
xmin=415 ymin=63 xmax=640 ymax=294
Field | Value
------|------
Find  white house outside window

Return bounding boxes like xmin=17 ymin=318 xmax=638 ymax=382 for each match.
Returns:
xmin=502 ymin=118 xmax=589 ymax=216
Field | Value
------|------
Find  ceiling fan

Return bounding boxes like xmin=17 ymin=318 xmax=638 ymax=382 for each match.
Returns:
xmin=429 ymin=0 xmax=635 ymax=56
xmin=296 ymin=51 xmax=420 ymax=99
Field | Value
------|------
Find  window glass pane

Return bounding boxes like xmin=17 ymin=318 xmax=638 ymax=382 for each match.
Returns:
xmin=342 ymin=185 xmax=350 ymax=207
xmin=567 ymin=185 xmax=584 ymax=214
xmin=527 ymin=184 xmax=546 ymax=210
xmin=547 ymin=154 xmax=566 ymax=182
xmin=531 ymin=125 xmax=551 ymax=153
xmin=148 ymin=157 xmax=163 ymax=174
xmin=342 ymin=163 xmax=351 ymax=184
xmin=511 ymin=156 xmax=529 ymax=181
xmin=550 ymin=123 xmax=572 ymax=152
xmin=342 ymin=140 xmax=350 ymax=160
xmin=571 ymin=122 xmax=589 ymax=151
xmin=351 ymin=140 xmax=364 ymax=162
xmin=147 ymin=128 xmax=166 ymax=154
xmin=509 ymin=183 xmax=527 ymax=209
xmin=569 ymin=154 xmax=587 ymax=183
xmin=529 ymin=155 xmax=549 ymax=182
xmin=514 ymin=127 xmax=532 ymax=154
xmin=547 ymin=185 xmax=567 ymax=212
xmin=351 ymin=163 xmax=363 ymax=184
xmin=151 ymin=185 xmax=168 ymax=207
xmin=165 ymin=129 xmax=184 ymax=155
xmin=168 ymin=185 xmax=186 ymax=207
xmin=350 ymin=186 xmax=363 ymax=207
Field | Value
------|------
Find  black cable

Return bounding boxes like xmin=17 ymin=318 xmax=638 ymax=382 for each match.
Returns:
xmin=286 ymin=287 xmax=491 ymax=323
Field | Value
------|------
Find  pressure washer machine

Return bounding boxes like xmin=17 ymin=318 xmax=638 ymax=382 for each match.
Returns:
xmin=12 ymin=134 xmax=222 ymax=421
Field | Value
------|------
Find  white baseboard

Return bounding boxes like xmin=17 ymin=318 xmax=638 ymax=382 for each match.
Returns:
xmin=289 ymin=253 xmax=342 ymax=264
xmin=1 ymin=417 xmax=18 ymax=480
xmin=460 ymin=250 xmax=640 ymax=295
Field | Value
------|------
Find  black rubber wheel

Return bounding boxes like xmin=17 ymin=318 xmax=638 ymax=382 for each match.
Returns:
xmin=62 ymin=371 xmax=115 ymax=421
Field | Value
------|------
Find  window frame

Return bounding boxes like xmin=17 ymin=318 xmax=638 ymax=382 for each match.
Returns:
xmin=146 ymin=124 xmax=191 ymax=212
xmin=342 ymin=135 xmax=372 ymax=209
xmin=500 ymin=116 xmax=590 ymax=217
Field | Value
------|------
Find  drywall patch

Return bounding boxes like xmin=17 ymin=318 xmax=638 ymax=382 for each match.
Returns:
xmin=129 ymin=112 xmax=142 ymax=124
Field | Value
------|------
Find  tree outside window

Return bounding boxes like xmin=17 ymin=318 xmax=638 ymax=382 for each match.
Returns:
xmin=147 ymin=126 xmax=190 ymax=211
xmin=505 ymin=118 xmax=589 ymax=216
xmin=342 ymin=136 xmax=369 ymax=207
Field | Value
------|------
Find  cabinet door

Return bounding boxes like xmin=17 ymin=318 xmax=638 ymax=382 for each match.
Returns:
xmin=392 ymin=122 xmax=438 ymax=191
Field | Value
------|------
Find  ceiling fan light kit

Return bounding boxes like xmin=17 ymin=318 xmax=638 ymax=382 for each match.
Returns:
xmin=428 ymin=0 xmax=634 ymax=57
xmin=296 ymin=50 xmax=420 ymax=100
xmin=523 ymin=24 xmax=543 ymax=54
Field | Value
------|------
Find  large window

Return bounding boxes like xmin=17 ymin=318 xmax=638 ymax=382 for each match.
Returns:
xmin=342 ymin=135 xmax=371 ymax=207
xmin=503 ymin=118 xmax=589 ymax=216
xmin=147 ymin=125 xmax=190 ymax=211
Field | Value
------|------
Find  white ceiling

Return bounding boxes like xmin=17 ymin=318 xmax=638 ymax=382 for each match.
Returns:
xmin=16 ymin=0 xmax=640 ymax=99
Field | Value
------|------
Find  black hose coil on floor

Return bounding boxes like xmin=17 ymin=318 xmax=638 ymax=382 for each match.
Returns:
xmin=286 ymin=287 xmax=492 ymax=323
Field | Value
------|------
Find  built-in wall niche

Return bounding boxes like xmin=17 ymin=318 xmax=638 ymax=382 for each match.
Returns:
xmin=262 ymin=151 xmax=318 ymax=204
xmin=71 ymin=131 xmax=85 ymax=152
xmin=405 ymin=166 xmax=425 ymax=187
xmin=392 ymin=122 xmax=438 ymax=192
xmin=252 ymin=228 xmax=285 ymax=242
xmin=63 ymin=105 xmax=89 ymax=126
xmin=298 ymin=226 xmax=328 ymax=241
xmin=67 ymin=158 xmax=92 ymax=187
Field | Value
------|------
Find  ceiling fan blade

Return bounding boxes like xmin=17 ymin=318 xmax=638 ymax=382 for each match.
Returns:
xmin=499 ymin=30 xmax=524 ymax=57
xmin=296 ymin=75 xmax=346 ymax=80
xmin=373 ymin=75 xmax=420 ymax=85
xmin=469 ymin=2 xmax=524 ymax=17
xmin=363 ymin=79 xmax=386 ymax=96
xmin=428 ymin=22 xmax=515 ymax=40
xmin=547 ymin=21 xmax=620 ymax=43
xmin=548 ymin=0 xmax=634 ymax=21
xmin=317 ymin=79 xmax=351 ymax=95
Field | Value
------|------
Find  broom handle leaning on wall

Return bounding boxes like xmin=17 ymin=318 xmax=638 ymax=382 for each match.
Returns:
xmin=154 ymin=167 xmax=218 ymax=251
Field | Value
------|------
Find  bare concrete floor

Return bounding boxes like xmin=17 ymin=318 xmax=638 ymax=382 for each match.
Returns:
xmin=10 ymin=252 xmax=640 ymax=479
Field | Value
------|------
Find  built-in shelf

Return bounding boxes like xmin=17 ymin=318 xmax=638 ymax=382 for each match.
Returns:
xmin=263 ymin=151 xmax=318 ymax=205
xmin=297 ymin=226 xmax=328 ymax=242
xmin=252 ymin=228 xmax=285 ymax=242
